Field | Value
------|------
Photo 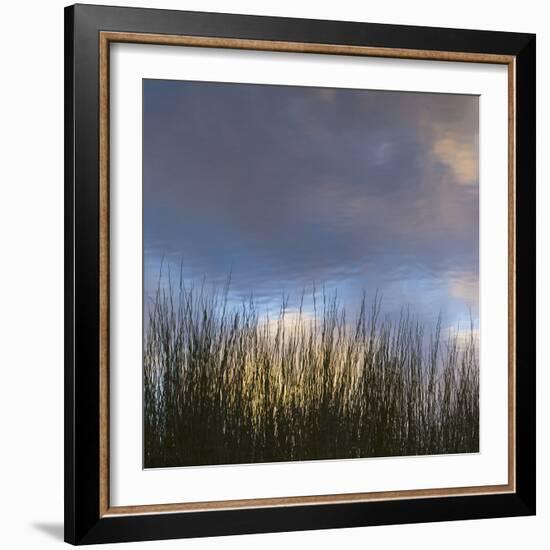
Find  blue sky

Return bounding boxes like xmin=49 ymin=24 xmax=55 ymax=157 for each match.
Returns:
xmin=143 ymin=79 xmax=478 ymax=335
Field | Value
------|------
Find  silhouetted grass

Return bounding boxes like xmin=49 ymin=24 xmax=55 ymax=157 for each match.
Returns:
xmin=144 ymin=273 xmax=479 ymax=468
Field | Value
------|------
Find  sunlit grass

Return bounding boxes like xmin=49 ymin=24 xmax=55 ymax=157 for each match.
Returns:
xmin=143 ymin=272 xmax=479 ymax=468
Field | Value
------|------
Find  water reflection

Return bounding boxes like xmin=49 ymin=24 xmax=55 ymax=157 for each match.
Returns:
xmin=143 ymin=80 xmax=478 ymax=335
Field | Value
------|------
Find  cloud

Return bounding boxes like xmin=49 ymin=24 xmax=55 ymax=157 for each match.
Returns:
xmin=442 ymin=326 xmax=479 ymax=351
xmin=448 ymin=273 xmax=478 ymax=307
xmin=143 ymin=80 xmax=480 ymax=330
xmin=259 ymin=308 xmax=317 ymax=337
xmin=431 ymin=135 xmax=478 ymax=185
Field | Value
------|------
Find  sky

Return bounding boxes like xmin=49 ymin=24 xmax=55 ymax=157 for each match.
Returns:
xmin=143 ymin=79 xmax=479 ymax=336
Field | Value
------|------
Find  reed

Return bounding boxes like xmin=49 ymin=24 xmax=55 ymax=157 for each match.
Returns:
xmin=144 ymin=272 xmax=479 ymax=468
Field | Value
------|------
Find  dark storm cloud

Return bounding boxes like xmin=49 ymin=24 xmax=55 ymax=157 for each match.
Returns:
xmin=143 ymin=79 xmax=479 ymax=331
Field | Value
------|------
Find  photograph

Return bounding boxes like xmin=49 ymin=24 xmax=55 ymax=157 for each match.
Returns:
xmin=142 ymin=79 xmax=480 ymax=469
xmin=59 ymin=2 xmax=536 ymax=545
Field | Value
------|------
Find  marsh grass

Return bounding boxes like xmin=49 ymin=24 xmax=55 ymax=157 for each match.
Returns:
xmin=144 ymin=273 xmax=479 ymax=468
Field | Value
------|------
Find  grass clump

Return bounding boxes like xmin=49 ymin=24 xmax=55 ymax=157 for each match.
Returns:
xmin=144 ymin=273 xmax=478 ymax=468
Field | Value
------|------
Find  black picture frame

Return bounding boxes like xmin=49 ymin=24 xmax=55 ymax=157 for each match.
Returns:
xmin=65 ymin=3 xmax=536 ymax=545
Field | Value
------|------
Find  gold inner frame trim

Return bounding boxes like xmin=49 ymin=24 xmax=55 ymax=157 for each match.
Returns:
xmin=98 ymin=31 xmax=516 ymax=518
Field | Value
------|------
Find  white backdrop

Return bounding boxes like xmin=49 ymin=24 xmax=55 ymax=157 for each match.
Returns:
xmin=110 ymin=43 xmax=509 ymax=507
xmin=0 ymin=0 xmax=546 ymax=548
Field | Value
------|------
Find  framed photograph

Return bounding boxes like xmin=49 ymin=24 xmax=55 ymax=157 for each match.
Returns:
xmin=64 ymin=4 xmax=536 ymax=545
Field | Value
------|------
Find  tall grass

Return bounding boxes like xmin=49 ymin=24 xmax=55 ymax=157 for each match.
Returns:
xmin=144 ymin=272 xmax=479 ymax=468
